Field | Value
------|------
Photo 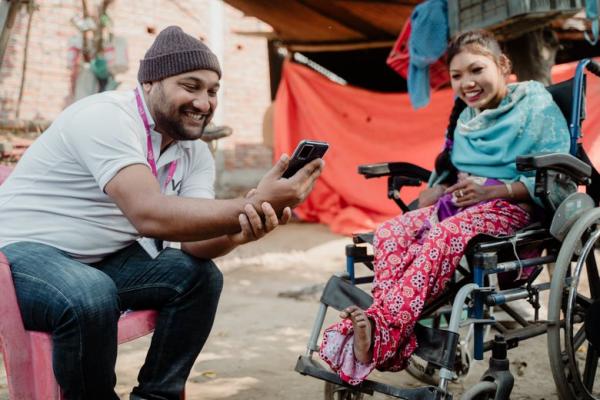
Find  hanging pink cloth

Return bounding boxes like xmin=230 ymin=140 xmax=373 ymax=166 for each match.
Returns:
xmin=386 ymin=20 xmax=450 ymax=91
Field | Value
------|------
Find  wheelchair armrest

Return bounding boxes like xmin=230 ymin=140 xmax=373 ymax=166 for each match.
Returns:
xmin=516 ymin=153 xmax=592 ymax=185
xmin=357 ymin=162 xmax=431 ymax=182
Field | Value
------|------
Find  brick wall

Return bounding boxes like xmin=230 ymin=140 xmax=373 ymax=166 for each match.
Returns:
xmin=0 ymin=0 xmax=274 ymax=195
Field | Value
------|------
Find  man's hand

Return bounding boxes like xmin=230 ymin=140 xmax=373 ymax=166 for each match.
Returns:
xmin=228 ymin=203 xmax=292 ymax=246
xmin=418 ymin=185 xmax=446 ymax=208
xmin=445 ymin=180 xmax=489 ymax=208
xmin=251 ymin=154 xmax=324 ymax=214
xmin=228 ymin=189 xmax=292 ymax=246
xmin=181 ymin=192 xmax=292 ymax=258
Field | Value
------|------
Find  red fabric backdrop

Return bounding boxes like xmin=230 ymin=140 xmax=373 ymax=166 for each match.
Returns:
xmin=274 ymin=60 xmax=600 ymax=235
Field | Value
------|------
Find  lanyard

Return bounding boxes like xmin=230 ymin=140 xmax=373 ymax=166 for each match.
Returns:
xmin=134 ymin=88 xmax=177 ymax=192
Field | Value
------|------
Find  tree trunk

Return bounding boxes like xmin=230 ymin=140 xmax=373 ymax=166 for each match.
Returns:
xmin=503 ymin=28 xmax=559 ymax=85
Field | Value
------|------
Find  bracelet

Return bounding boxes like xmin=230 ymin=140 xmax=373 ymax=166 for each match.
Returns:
xmin=505 ymin=183 xmax=514 ymax=199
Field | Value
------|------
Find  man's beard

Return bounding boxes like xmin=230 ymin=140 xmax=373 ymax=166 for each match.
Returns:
xmin=151 ymin=85 xmax=211 ymax=141
xmin=153 ymin=106 xmax=210 ymax=141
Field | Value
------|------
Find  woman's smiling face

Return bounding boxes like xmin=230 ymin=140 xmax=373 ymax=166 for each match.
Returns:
xmin=449 ymin=49 xmax=508 ymax=111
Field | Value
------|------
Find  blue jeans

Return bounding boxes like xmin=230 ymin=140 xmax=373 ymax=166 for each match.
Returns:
xmin=2 ymin=241 xmax=223 ymax=400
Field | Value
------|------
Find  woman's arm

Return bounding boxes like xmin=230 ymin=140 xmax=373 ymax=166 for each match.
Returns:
xmin=445 ymin=180 xmax=529 ymax=208
xmin=418 ymin=185 xmax=447 ymax=208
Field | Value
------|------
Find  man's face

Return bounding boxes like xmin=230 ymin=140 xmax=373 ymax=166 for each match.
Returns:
xmin=145 ymin=70 xmax=220 ymax=141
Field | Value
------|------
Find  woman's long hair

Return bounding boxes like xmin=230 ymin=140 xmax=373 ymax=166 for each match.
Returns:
xmin=433 ymin=98 xmax=466 ymax=185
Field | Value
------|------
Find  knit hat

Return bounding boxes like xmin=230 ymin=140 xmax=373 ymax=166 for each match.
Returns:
xmin=138 ymin=26 xmax=221 ymax=82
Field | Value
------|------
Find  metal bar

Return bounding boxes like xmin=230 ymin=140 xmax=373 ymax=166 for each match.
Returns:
xmin=487 ymin=255 xmax=556 ymax=273
xmin=483 ymin=323 xmax=548 ymax=352
xmin=354 ymin=276 xmax=373 ymax=285
xmin=571 ymin=59 xmax=590 ymax=153
xmin=473 ymin=229 xmax=551 ymax=251
xmin=346 ymin=255 xmax=355 ymax=284
xmin=486 ymin=282 xmax=551 ymax=306
xmin=438 ymin=283 xmax=479 ymax=390
xmin=306 ymin=303 xmax=328 ymax=356
xmin=498 ymin=303 xmax=530 ymax=327
xmin=473 ymin=266 xmax=485 ymax=360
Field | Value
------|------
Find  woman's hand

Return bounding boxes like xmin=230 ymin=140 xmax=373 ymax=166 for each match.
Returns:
xmin=445 ymin=180 xmax=490 ymax=208
xmin=418 ymin=185 xmax=446 ymax=208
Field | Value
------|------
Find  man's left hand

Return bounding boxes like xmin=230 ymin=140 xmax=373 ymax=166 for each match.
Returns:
xmin=228 ymin=189 xmax=292 ymax=246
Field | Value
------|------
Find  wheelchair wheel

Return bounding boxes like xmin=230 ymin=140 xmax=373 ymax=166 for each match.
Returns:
xmin=460 ymin=381 xmax=497 ymax=400
xmin=548 ymin=208 xmax=600 ymax=400
xmin=324 ymin=382 xmax=365 ymax=400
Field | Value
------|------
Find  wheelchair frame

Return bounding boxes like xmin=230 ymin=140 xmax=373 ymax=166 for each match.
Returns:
xmin=295 ymin=59 xmax=600 ymax=400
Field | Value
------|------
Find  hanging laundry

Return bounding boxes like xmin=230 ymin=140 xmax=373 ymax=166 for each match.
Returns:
xmin=386 ymin=19 xmax=449 ymax=93
xmin=73 ymin=63 xmax=99 ymax=101
xmin=407 ymin=0 xmax=449 ymax=109
xmin=104 ymin=35 xmax=129 ymax=75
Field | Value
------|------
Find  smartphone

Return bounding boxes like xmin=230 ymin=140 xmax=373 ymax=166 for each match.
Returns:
xmin=282 ymin=140 xmax=329 ymax=178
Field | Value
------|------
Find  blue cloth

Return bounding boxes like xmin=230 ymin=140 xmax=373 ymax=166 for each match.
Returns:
xmin=408 ymin=0 xmax=448 ymax=109
xmin=451 ymin=80 xmax=571 ymax=207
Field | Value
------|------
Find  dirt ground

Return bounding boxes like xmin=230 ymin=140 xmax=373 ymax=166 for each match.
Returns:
xmin=0 ymin=222 xmax=563 ymax=399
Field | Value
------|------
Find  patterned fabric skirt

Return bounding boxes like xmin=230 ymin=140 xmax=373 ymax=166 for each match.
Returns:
xmin=319 ymin=199 xmax=531 ymax=385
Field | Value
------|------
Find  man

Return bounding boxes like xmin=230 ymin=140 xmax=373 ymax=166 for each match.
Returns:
xmin=0 ymin=26 xmax=323 ymax=400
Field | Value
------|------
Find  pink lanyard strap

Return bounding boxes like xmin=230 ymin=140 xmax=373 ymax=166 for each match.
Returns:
xmin=135 ymin=88 xmax=177 ymax=192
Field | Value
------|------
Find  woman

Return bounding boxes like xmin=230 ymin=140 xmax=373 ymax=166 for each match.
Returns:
xmin=319 ymin=30 xmax=571 ymax=385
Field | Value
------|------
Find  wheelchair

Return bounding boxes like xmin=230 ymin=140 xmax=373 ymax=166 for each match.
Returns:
xmin=295 ymin=58 xmax=600 ymax=400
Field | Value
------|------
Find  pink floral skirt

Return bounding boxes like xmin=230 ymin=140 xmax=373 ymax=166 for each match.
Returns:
xmin=319 ymin=199 xmax=531 ymax=385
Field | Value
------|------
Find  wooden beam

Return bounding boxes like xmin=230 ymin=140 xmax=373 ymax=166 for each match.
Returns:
xmin=223 ymin=0 xmax=365 ymax=42
xmin=298 ymin=0 xmax=394 ymax=39
xmin=286 ymin=40 xmax=395 ymax=52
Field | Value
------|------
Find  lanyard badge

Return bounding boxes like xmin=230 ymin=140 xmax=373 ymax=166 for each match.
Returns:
xmin=134 ymin=87 xmax=178 ymax=258
xmin=134 ymin=87 xmax=178 ymax=191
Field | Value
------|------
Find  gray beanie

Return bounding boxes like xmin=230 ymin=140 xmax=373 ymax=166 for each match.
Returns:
xmin=138 ymin=26 xmax=221 ymax=82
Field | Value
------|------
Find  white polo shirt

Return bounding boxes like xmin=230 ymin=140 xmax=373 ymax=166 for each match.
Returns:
xmin=0 ymin=87 xmax=215 ymax=263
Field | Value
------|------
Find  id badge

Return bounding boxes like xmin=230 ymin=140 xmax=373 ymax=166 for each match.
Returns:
xmin=137 ymin=237 xmax=163 ymax=259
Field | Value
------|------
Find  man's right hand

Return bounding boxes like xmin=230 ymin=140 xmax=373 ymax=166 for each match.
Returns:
xmin=252 ymin=154 xmax=324 ymax=213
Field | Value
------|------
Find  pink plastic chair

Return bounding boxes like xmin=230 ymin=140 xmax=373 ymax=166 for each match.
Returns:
xmin=0 ymin=251 xmax=184 ymax=399
xmin=0 ymin=165 xmax=12 ymax=185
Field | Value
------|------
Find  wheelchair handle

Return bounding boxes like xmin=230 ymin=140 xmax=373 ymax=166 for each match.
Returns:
xmin=586 ymin=60 xmax=600 ymax=77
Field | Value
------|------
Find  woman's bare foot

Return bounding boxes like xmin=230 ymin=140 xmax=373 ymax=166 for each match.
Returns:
xmin=340 ymin=305 xmax=373 ymax=364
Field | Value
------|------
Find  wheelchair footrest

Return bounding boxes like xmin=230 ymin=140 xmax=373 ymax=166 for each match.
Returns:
xmin=320 ymin=275 xmax=374 ymax=311
xmin=413 ymin=324 xmax=460 ymax=370
xmin=295 ymin=355 xmax=449 ymax=400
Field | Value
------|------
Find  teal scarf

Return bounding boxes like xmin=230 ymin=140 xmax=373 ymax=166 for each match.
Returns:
xmin=450 ymin=80 xmax=570 ymax=206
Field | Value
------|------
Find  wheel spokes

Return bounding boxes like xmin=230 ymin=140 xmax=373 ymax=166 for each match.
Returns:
xmin=577 ymin=293 xmax=593 ymax=308
xmin=585 ymin=245 xmax=600 ymax=300
xmin=548 ymin=212 xmax=600 ymax=400
xmin=574 ymin=324 xmax=588 ymax=352
xmin=563 ymin=228 xmax=600 ymax=398
xmin=582 ymin=344 xmax=599 ymax=391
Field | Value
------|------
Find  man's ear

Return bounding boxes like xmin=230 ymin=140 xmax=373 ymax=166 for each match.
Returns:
xmin=142 ymin=82 xmax=153 ymax=94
